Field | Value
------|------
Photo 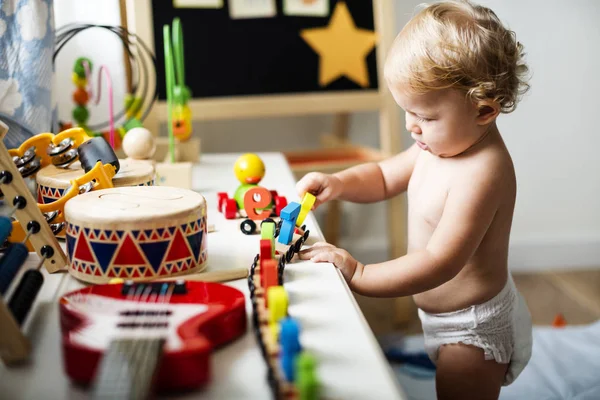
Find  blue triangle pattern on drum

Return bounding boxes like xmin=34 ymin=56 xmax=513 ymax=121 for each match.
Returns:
xmin=116 ymin=230 xmax=124 ymax=239
xmin=132 ymin=230 xmax=140 ymax=240
xmin=43 ymin=196 xmax=55 ymax=204
xmin=157 ymin=228 xmax=165 ymax=237
xmin=168 ymin=227 xmax=176 ymax=235
xmin=144 ymin=230 xmax=153 ymax=239
xmin=66 ymin=234 xmax=76 ymax=261
xmin=114 ymin=267 xmax=121 ymax=276
xmin=180 ymin=224 xmax=188 ymax=233
xmin=94 ymin=229 xmax=101 ymax=238
xmin=84 ymin=227 xmax=90 ymax=236
xmin=186 ymin=231 xmax=203 ymax=262
xmin=140 ymin=241 xmax=170 ymax=273
xmin=90 ymin=242 xmax=118 ymax=273
xmin=126 ymin=267 xmax=134 ymax=276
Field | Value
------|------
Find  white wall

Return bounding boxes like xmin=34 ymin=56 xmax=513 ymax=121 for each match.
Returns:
xmin=53 ymin=0 xmax=600 ymax=271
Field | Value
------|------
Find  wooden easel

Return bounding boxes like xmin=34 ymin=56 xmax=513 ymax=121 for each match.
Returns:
xmin=123 ymin=0 xmax=410 ymax=325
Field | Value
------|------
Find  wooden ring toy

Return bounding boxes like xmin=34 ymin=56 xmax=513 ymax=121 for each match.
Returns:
xmin=64 ymin=186 xmax=207 ymax=284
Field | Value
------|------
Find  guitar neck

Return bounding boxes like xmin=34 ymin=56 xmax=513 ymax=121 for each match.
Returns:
xmin=92 ymin=338 xmax=165 ymax=400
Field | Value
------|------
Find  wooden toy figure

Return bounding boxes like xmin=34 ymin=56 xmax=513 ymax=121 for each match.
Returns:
xmin=217 ymin=154 xmax=288 ymax=222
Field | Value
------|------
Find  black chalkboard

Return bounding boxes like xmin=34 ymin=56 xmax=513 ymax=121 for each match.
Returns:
xmin=151 ymin=0 xmax=378 ymax=100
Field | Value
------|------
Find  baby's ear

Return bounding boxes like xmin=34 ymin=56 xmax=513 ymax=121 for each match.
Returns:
xmin=476 ymin=100 xmax=500 ymax=125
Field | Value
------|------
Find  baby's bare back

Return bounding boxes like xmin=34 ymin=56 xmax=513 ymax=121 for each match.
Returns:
xmin=407 ymin=133 xmax=516 ymax=314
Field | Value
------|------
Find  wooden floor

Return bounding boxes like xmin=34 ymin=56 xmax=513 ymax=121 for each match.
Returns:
xmin=355 ymin=270 xmax=600 ymax=336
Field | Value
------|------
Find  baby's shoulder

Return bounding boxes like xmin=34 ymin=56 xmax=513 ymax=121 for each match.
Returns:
xmin=453 ymin=143 xmax=515 ymax=188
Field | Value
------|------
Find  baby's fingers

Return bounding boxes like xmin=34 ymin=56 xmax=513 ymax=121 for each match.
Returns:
xmin=298 ymin=242 xmax=334 ymax=259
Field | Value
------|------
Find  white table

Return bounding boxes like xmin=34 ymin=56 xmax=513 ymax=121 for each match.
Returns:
xmin=0 ymin=153 xmax=406 ymax=400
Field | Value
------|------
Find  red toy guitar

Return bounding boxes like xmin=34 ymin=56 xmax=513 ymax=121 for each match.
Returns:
xmin=59 ymin=280 xmax=246 ymax=398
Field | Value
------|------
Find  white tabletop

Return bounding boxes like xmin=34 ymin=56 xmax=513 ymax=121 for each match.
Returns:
xmin=0 ymin=152 xmax=406 ymax=400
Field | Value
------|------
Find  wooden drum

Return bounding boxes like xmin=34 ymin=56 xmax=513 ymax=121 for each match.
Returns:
xmin=64 ymin=186 xmax=208 ymax=284
xmin=36 ymin=159 xmax=155 ymax=204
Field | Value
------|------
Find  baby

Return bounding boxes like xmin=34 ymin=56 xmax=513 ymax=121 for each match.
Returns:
xmin=296 ymin=1 xmax=533 ymax=398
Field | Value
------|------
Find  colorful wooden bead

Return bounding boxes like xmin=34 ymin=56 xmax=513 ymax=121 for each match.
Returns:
xmin=73 ymin=57 xmax=93 ymax=78
xmin=72 ymin=106 xmax=89 ymax=125
xmin=71 ymin=72 xmax=87 ymax=88
xmin=72 ymin=87 xmax=89 ymax=105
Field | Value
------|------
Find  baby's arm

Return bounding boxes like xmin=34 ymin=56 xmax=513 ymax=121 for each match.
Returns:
xmin=348 ymin=169 xmax=502 ymax=297
xmin=334 ymin=143 xmax=420 ymax=203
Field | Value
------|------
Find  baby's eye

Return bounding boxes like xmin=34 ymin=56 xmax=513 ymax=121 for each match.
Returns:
xmin=417 ymin=116 xmax=433 ymax=122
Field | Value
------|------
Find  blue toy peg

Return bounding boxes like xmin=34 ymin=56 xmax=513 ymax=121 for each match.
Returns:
xmin=280 ymin=316 xmax=301 ymax=382
xmin=278 ymin=202 xmax=300 ymax=245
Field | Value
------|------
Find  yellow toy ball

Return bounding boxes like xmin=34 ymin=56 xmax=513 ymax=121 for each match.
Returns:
xmin=234 ymin=153 xmax=265 ymax=185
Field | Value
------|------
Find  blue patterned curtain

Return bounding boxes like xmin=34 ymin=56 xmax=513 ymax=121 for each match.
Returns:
xmin=0 ymin=0 xmax=54 ymax=148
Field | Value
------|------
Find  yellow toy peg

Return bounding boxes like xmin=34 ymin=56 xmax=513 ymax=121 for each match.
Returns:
xmin=296 ymin=192 xmax=316 ymax=227
xmin=267 ymin=285 xmax=288 ymax=342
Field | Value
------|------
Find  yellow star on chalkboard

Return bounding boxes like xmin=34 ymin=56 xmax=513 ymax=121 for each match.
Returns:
xmin=300 ymin=2 xmax=377 ymax=87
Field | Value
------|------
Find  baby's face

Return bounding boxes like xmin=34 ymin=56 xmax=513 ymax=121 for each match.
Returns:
xmin=390 ymin=85 xmax=487 ymax=158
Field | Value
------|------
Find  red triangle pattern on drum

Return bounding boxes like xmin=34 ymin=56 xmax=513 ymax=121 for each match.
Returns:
xmin=144 ymin=268 xmax=153 ymax=277
xmin=99 ymin=231 xmax=108 ymax=240
xmin=131 ymin=268 xmax=141 ymax=278
xmin=158 ymin=266 xmax=169 ymax=276
xmin=37 ymin=190 xmax=43 ymax=203
xmin=138 ymin=231 xmax=148 ymax=241
xmin=110 ymin=232 xmax=119 ymax=241
xmin=94 ymin=266 xmax=102 ymax=276
xmin=164 ymin=229 xmax=192 ymax=262
xmin=108 ymin=269 xmax=116 ymax=277
xmin=75 ymin=231 xmax=95 ymax=263
xmin=118 ymin=267 xmax=128 ymax=277
xmin=162 ymin=229 xmax=171 ymax=239
xmin=150 ymin=231 xmax=160 ymax=240
xmin=88 ymin=230 xmax=96 ymax=240
xmin=113 ymin=234 xmax=146 ymax=265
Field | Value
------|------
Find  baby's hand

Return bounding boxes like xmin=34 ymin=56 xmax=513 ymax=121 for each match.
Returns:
xmin=295 ymin=172 xmax=342 ymax=210
xmin=299 ymin=242 xmax=362 ymax=284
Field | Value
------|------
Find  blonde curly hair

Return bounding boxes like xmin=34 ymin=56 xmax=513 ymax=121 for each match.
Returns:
xmin=384 ymin=0 xmax=530 ymax=113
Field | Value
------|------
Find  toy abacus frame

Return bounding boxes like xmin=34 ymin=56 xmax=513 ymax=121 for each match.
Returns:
xmin=248 ymin=229 xmax=312 ymax=399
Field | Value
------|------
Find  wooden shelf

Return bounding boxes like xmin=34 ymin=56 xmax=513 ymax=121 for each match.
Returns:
xmin=284 ymin=146 xmax=384 ymax=176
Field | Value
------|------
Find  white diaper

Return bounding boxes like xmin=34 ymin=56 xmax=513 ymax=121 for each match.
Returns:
xmin=418 ymin=275 xmax=533 ymax=385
